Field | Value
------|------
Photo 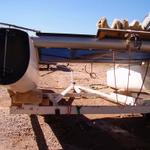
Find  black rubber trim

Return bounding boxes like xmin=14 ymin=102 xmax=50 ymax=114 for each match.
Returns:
xmin=36 ymin=32 xmax=96 ymax=38
xmin=0 ymin=28 xmax=30 ymax=85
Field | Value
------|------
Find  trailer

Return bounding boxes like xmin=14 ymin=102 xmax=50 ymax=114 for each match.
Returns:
xmin=0 ymin=22 xmax=150 ymax=115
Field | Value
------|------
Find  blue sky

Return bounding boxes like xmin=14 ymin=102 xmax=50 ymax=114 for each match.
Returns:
xmin=0 ymin=0 xmax=149 ymax=34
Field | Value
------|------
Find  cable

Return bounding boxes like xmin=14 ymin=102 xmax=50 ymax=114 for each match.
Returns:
xmin=112 ymin=51 xmax=118 ymax=103
xmin=125 ymin=42 xmax=131 ymax=104
xmin=85 ymin=63 xmax=97 ymax=79
xmin=0 ymin=22 xmax=40 ymax=33
xmin=134 ymin=61 xmax=149 ymax=104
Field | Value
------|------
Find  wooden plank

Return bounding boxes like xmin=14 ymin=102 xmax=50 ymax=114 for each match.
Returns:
xmin=97 ymin=28 xmax=150 ymax=40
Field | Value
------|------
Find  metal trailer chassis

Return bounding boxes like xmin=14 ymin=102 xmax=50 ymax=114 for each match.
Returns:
xmin=10 ymin=83 xmax=150 ymax=115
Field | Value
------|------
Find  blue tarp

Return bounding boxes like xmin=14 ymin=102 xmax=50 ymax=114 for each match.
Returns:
xmin=39 ymin=48 xmax=150 ymax=63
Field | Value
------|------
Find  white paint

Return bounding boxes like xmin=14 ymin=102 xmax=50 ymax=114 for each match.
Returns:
xmin=107 ymin=65 xmax=150 ymax=93
xmin=6 ymin=37 xmax=39 ymax=93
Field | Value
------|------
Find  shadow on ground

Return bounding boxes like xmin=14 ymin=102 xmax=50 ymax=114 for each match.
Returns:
xmin=43 ymin=115 xmax=150 ymax=150
xmin=30 ymin=115 xmax=49 ymax=150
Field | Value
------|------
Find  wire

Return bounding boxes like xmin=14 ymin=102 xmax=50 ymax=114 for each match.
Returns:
xmin=125 ymin=42 xmax=131 ymax=104
xmin=85 ymin=63 xmax=97 ymax=79
xmin=134 ymin=61 xmax=149 ymax=104
xmin=112 ymin=51 xmax=118 ymax=103
xmin=0 ymin=22 xmax=40 ymax=33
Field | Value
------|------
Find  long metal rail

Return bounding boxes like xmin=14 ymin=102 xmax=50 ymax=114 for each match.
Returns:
xmin=10 ymin=105 xmax=150 ymax=114
xmin=32 ymin=33 xmax=150 ymax=52
xmin=0 ymin=22 xmax=40 ymax=33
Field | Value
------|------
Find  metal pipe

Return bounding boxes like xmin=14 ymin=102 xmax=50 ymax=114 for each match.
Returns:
xmin=75 ymin=85 xmax=138 ymax=106
xmin=32 ymin=36 xmax=150 ymax=52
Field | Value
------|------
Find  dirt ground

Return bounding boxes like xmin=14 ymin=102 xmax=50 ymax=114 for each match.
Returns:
xmin=0 ymin=63 xmax=150 ymax=150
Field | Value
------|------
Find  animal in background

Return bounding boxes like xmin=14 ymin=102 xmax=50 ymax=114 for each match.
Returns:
xmin=97 ymin=17 xmax=109 ymax=28
xmin=111 ymin=19 xmax=123 ymax=29
xmin=122 ymin=19 xmax=129 ymax=29
xmin=129 ymin=20 xmax=143 ymax=30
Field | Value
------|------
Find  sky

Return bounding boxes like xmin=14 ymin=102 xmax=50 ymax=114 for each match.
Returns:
xmin=0 ymin=0 xmax=150 ymax=35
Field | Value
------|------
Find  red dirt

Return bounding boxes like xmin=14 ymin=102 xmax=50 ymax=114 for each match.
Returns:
xmin=0 ymin=63 xmax=150 ymax=150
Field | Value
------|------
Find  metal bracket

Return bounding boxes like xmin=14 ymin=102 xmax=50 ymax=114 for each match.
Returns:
xmin=126 ymin=33 xmax=142 ymax=50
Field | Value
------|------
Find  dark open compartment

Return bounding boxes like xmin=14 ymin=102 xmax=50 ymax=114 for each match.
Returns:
xmin=0 ymin=28 xmax=30 ymax=85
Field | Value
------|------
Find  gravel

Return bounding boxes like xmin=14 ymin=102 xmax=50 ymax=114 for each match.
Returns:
xmin=0 ymin=63 xmax=150 ymax=150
